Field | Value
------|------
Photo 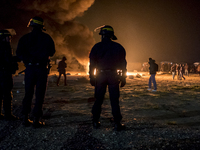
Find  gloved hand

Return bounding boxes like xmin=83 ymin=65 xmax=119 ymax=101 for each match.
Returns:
xmin=120 ymin=77 xmax=126 ymax=87
xmin=90 ymin=77 xmax=96 ymax=86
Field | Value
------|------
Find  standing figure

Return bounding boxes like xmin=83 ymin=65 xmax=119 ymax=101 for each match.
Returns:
xmin=89 ymin=25 xmax=127 ymax=131
xmin=171 ymin=64 xmax=176 ymax=80
xmin=184 ymin=63 xmax=189 ymax=76
xmin=16 ymin=17 xmax=55 ymax=128
xmin=197 ymin=64 xmax=200 ymax=76
xmin=160 ymin=63 xmax=164 ymax=72
xmin=147 ymin=58 xmax=158 ymax=92
xmin=179 ymin=64 xmax=185 ymax=80
xmin=176 ymin=64 xmax=180 ymax=80
xmin=57 ymin=56 xmax=67 ymax=86
xmin=0 ymin=29 xmax=19 ymax=120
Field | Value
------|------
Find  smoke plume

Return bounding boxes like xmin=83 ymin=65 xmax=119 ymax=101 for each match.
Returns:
xmin=0 ymin=0 xmax=96 ymax=71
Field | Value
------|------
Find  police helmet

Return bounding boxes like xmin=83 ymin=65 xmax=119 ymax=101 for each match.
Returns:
xmin=0 ymin=29 xmax=11 ymax=38
xmin=99 ymin=25 xmax=117 ymax=40
xmin=0 ymin=29 xmax=16 ymax=41
xmin=27 ymin=16 xmax=45 ymax=30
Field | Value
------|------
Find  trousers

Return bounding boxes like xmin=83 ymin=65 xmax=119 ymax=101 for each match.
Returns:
xmin=22 ymin=65 xmax=48 ymax=118
xmin=0 ymin=71 xmax=13 ymax=116
xmin=92 ymin=71 xmax=122 ymax=123
xmin=148 ymin=74 xmax=157 ymax=90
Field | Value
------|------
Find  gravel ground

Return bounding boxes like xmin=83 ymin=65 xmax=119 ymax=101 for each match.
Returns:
xmin=1 ymin=71 xmax=200 ymax=150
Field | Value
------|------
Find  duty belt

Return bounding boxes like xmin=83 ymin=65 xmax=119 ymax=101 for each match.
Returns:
xmin=99 ymin=69 xmax=116 ymax=72
xmin=28 ymin=62 xmax=40 ymax=65
xmin=25 ymin=63 xmax=48 ymax=67
xmin=26 ymin=62 xmax=47 ymax=66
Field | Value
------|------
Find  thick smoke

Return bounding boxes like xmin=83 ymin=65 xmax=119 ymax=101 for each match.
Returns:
xmin=21 ymin=0 xmax=95 ymax=24
xmin=0 ymin=0 xmax=96 ymax=71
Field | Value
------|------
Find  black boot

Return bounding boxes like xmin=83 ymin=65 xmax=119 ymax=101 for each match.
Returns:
xmin=22 ymin=115 xmax=32 ymax=127
xmin=0 ymin=100 xmax=3 ymax=120
xmin=92 ymin=121 xmax=101 ymax=129
xmin=114 ymin=123 xmax=125 ymax=131
xmin=0 ymin=114 xmax=4 ymax=120
xmin=4 ymin=114 xmax=19 ymax=121
xmin=32 ymin=117 xmax=45 ymax=128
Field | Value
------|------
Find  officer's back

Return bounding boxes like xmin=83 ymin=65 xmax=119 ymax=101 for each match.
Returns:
xmin=89 ymin=25 xmax=126 ymax=131
xmin=17 ymin=28 xmax=55 ymax=64
xmin=91 ymin=37 xmax=126 ymax=71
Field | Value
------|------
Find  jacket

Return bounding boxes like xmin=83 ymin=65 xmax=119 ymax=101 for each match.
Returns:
xmin=16 ymin=28 xmax=55 ymax=65
xmin=149 ymin=59 xmax=158 ymax=74
xmin=89 ymin=37 xmax=127 ymax=76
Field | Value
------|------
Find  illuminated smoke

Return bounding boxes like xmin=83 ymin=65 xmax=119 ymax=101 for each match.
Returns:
xmin=20 ymin=0 xmax=95 ymax=24
xmin=0 ymin=0 xmax=96 ymax=71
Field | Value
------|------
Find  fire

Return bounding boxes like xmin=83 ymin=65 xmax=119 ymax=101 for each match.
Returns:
xmin=86 ymin=62 xmax=90 ymax=75
xmin=86 ymin=62 xmax=96 ymax=75
xmin=126 ymin=72 xmax=131 ymax=76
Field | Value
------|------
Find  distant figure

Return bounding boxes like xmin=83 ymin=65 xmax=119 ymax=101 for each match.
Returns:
xmin=147 ymin=58 xmax=158 ymax=92
xmin=179 ymin=64 xmax=185 ymax=80
xmin=16 ymin=16 xmax=55 ymax=128
xmin=176 ymin=64 xmax=180 ymax=80
xmin=171 ymin=64 xmax=176 ymax=80
xmin=184 ymin=63 xmax=189 ymax=76
xmin=168 ymin=63 xmax=172 ymax=72
xmin=197 ymin=64 xmax=200 ymax=76
xmin=160 ymin=63 xmax=164 ymax=72
xmin=89 ymin=25 xmax=127 ymax=131
xmin=57 ymin=56 xmax=67 ymax=86
xmin=0 ymin=29 xmax=19 ymax=120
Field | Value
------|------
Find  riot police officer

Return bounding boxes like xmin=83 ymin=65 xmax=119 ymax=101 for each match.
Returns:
xmin=16 ymin=16 xmax=55 ymax=128
xmin=89 ymin=25 xmax=127 ymax=131
xmin=0 ymin=29 xmax=19 ymax=120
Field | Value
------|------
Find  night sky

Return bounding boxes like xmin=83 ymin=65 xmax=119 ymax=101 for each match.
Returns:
xmin=1 ymin=0 xmax=200 ymax=66
xmin=76 ymin=0 xmax=200 ymax=63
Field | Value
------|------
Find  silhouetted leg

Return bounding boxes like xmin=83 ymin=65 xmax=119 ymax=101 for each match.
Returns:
xmin=148 ymin=76 xmax=152 ymax=89
xmin=33 ymin=68 xmax=48 ymax=118
xmin=22 ymin=68 xmax=36 ymax=116
xmin=151 ymin=74 xmax=157 ymax=90
xmin=92 ymin=73 xmax=107 ymax=122
xmin=64 ymin=73 xmax=67 ymax=85
xmin=57 ymin=73 xmax=61 ymax=86
xmin=108 ymin=74 xmax=122 ymax=123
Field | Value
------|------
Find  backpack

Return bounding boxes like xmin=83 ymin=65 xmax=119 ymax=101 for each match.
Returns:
xmin=154 ymin=63 xmax=158 ymax=72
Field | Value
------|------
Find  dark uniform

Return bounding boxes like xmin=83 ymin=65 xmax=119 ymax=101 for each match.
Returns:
xmin=16 ymin=17 xmax=55 ymax=127
xmin=89 ymin=25 xmax=127 ymax=131
xmin=0 ymin=29 xmax=19 ymax=120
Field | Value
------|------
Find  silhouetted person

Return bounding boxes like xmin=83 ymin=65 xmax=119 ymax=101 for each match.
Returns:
xmin=197 ymin=64 xmax=200 ymax=76
xmin=57 ymin=56 xmax=67 ymax=86
xmin=147 ymin=58 xmax=158 ymax=92
xmin=89 ymin=25 xmax=127 ymax=131
xmin=184 ymin=63 xmax=189 ymax=76
xmin=179 ymin=64 xmax=185 ymax=80
xmin=16 ymin=16 xmax=55 ymax=128
xmin=171 ymin=64 xmax=176 ymax=80
xmin=0 ymin=29 xmax=19 ymax=120
xmin=176 ymin=64 xmax=180 ymax=80
xmin=161 ymin=63 xmax=164 ymax=72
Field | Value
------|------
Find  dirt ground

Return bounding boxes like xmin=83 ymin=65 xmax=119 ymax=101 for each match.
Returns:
xmin=1 ymin=67 xmax=200 ymax=149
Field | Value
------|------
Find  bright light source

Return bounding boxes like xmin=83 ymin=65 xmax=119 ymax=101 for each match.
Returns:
xmin=126 ymin=72 xmax=131 ymax=76
xmin=94 ymin=68 xmax=96 ymax=75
